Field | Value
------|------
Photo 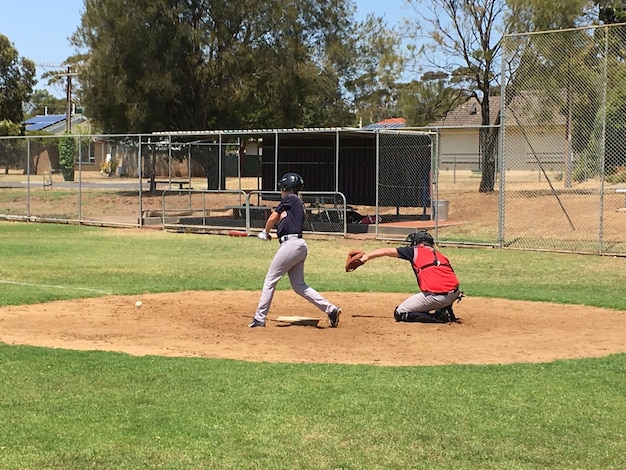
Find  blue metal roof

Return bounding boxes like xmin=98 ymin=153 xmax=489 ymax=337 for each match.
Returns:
xmin=23 ymin=114 xmax=66 ymax=131
xmin=361 ymin=122 xmax=406 ymax=130
xmin=361 ymin=118 xmax=406 ymax=130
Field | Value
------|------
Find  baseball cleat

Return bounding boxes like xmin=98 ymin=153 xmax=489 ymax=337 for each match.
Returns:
xmin=328 ymin=307 xmax=341 ymax=328
xmin=248 ymin=319 xmax=266 ymax=328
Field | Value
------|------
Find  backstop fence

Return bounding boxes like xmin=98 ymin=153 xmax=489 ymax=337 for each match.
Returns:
xmin=0 ymin=130 xmax=436 ymax=237
xmin=0 ymin=123 xmax=624 ymax=254
xmin=0 ymin=25 xmax=625 ymax=255
xmin=497 ymin=24 xmax=626 ymax=254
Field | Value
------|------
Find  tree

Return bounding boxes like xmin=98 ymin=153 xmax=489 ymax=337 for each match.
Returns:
xmin=71 ymin=0 xmax=390 ymax=133
xmin=72 ymin=0 xmax=204 ymax=133
xmin=397 ymin=73 xmax=468 ymax=127
xmin=579 ymin=2 xmax=626 ymax=181
xmin=23 ymin=89 xmax=67 ymax=118
xmin=0 ymin=34 xmax=35 ymax=173
xmin=407 ymin=0 xmax=598 ymax=192
xmin=506 ymin=1 xmax=605 ymax=187
xmin=406 ymin=0 xmax=507 ymax=192
xmin=345 ymin=14 xmax=405 ymax=126
xmin=507 ymin=0 xmax=592 ymax=31
xmin=596 ymin=0 xmax=626 ymax=22
xmin=0 ymin=34 xmax=36 ymax=125
xmin=0 ymin=120 xmax=24 ymax=174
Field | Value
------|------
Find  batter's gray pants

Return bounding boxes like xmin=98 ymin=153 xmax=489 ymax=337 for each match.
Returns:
xmin=253 ymin=238 xmax=337 ymax=322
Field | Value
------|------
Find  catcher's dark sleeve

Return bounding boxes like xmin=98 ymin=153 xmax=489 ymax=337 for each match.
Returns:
xmin=396 ymin=246 xmax=414 ymax=261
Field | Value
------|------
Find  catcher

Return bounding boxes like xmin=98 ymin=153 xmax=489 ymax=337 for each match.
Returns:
xmin=346 ymin=231 xmax=462 ymax=323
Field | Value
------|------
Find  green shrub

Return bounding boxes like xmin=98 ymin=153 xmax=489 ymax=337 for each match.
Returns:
xmin=58 ymin=135 xmax=76 ymax=181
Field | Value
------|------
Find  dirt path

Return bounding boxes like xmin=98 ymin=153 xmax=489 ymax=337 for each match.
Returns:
xmin=1 ymin=291 xmax=624 ymax=366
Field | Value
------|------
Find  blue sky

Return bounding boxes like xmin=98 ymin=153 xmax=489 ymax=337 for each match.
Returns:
xmin=0 ymin=0 xmax=413 ymax=98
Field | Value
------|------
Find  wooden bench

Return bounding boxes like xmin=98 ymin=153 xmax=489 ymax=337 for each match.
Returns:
xmin=153 ymin=179 xmax=193 ymax=190
xmin=307 ymin=206 xmax=349 ymax=224
xmin=303 ymin=196 xmax=352 ymax=224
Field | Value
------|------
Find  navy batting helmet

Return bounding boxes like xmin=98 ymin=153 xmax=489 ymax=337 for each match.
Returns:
xmin=278 ymin=172 xmax=304 ymax=192
xmin=406 ymin=230 xmax=434 ymax=247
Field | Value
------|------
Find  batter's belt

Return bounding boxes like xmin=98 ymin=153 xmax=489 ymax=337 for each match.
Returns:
xmin=279 ymin=234 xmax=303 ymax=244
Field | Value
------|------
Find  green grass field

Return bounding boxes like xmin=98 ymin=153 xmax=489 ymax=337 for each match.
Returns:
xmin=1 ymin=221 xmax=625 ymax=469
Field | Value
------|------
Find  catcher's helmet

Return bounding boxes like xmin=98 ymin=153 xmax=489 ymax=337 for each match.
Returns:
xmin=278 ymin=172 xmax=304 ymax=192
xmin=406 ymin=230 xmax=434 ymax=247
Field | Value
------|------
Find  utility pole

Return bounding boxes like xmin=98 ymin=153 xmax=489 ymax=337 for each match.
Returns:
xmin=65 ymin=66 xmax=72 ymax=133
xmin=49 ymin=66 xmax=78 ymax=133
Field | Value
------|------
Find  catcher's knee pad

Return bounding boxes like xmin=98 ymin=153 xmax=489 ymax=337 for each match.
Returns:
xmin=395 ymin=308 xmax=442 ymax=323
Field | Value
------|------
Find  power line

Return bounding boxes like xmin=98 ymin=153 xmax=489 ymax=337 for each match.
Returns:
xmin=34 ymin=63 xmax=67 ymax=97
xmin=33 ymin=64 xmax=79 ymax=129
xmin=35 ymin=62 xmax=63 ymax=68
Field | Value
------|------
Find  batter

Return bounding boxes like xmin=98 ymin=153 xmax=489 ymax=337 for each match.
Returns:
xmin=248 ymin=172 xmax=341 ymax=328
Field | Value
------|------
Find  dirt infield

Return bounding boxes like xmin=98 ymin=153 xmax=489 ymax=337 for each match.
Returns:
xmin=1 ymin=291 xmax=624 ymax=366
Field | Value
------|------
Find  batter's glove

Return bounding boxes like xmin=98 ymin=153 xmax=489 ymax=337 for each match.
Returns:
xmin=258 ymin=230 xmax=272 ymax=241
xmin=345 ymin=250 xmax=366 ymax=272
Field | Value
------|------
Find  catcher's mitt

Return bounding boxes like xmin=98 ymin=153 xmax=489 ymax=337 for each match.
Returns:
xmin=345 ymin=250 xmax=365 ymax=272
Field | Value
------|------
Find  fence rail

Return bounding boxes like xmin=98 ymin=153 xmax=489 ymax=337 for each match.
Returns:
xmin=1 ymin=110 xmax=624 ymax=255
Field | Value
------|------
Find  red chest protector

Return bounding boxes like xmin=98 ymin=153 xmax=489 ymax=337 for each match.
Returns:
xmin=412 ymin=246 xmax=459 ymax=294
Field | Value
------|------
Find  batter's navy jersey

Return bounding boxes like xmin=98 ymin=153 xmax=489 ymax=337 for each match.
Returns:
xmin=274 ymin=193 xmax=305 ymax=238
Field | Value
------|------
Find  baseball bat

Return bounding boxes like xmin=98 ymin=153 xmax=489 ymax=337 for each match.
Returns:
xmin=228 ymin=230 xmax=253 ymax=237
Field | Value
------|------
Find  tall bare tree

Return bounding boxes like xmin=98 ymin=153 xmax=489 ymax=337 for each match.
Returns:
xmin=507 ymin=0 xmax=597 ymax=186
xmin=407 ymin=0 xmax=598 ymax=192
xmin=406 ymin=0 xmax=507 ymax=192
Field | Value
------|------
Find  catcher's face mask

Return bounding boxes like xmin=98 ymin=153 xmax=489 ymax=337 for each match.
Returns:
xmin=406 ymin=231 xmax=434 ymax=247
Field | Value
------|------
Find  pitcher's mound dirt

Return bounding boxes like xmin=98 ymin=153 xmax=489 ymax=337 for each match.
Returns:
xmin=1 ymin=291 xmax=624 ymax=366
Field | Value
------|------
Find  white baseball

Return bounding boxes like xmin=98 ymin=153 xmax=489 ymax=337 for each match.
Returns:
xmin=135 ymin=301 xmax=143 ymax=308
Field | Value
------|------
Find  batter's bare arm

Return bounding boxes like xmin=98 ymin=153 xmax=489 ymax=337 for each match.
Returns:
xmin=258 ymin=210 xmax=280 ymax=240
xmin=361 ymin=248 xmax=399 ymax=263
xmin=264 ymin=210 xmax=280 ymax=233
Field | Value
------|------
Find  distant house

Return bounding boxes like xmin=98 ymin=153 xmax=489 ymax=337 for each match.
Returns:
xmin=429 ymin=92 xmax=567 ymax=171
xmin=21 ymin=113 xmax=107 ymax=175
xmin=23 ymin=113 xmax=89 ymax=134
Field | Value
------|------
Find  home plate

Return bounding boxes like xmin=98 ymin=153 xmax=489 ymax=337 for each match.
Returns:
xmin=275 ymin=316 xmax=320 ymax=326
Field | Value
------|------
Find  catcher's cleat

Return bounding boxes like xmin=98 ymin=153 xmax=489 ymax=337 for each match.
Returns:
xmin=328 ymin=307 xmax=341 ymax=328
xmin=248 ymin=319 xmax=266 ymax=328
xmin=433 ymin=306 xmax=459 ymax=323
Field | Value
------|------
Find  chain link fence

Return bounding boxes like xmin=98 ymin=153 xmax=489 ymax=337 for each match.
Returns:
xmin=423 ymin=126 xmax=501 ymax=247
xmin=501 ymin=24 xmax=626 ymax=254
xmin=374 ymin=131 xmax=436 ymax=239
xmin=0 ymin=131 xmax=390 ymax=236
xmin=0 ymin=133 xmax=249 ymax=228
xmin=1 ymin=80 xmax=624 ymax=256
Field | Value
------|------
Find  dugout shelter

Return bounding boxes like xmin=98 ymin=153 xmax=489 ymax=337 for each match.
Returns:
xmin=258 ymin=129 xmax=433 ymax=214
